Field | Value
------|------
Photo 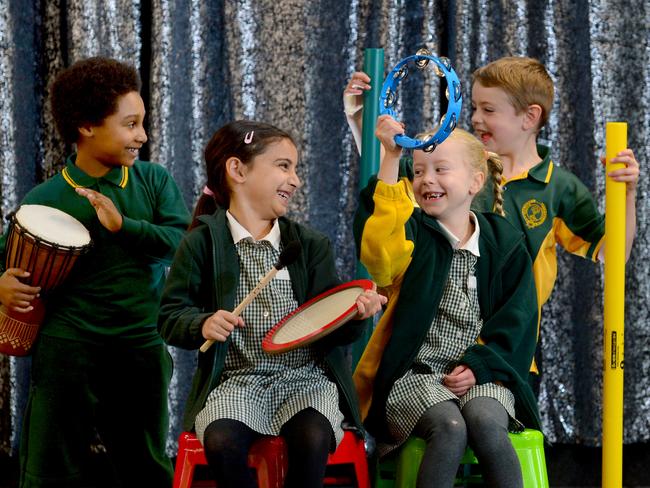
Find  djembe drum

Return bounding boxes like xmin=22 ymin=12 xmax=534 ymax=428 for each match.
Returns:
xmin=0 ymin=204 xmax=91 ymax=356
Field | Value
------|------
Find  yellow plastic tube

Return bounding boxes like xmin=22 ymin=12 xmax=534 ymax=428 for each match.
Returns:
xmin=602 ymin=121 xmax=627 ymax=488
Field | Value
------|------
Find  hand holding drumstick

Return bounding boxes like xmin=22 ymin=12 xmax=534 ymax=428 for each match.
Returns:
xmin=199 ymin=241 xmax=302 ymax=353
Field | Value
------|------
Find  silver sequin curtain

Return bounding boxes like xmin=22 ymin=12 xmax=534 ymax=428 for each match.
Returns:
xmin=0 ymin=0 xmax=648 ymax=457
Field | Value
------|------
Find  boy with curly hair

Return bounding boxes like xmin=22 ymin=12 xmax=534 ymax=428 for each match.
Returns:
xmin=0 ymin=57 xmax=189 ymax=488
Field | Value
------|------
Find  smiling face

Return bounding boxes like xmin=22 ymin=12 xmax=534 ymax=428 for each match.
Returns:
xmin=77 ymin=91 xmax=147 ymax=175
xmin=235 ymin=137 xmax=301 ymax=221
xmin=471 ymin=82 xmax=526 ymax=155
xmin=412 ymin=135 xmax=484 ymax=229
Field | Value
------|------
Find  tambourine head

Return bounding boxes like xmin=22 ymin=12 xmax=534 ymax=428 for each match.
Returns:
xmin=262 ymin=279 xmax=374 ymax=355
xmin=379 ymin=51 xmax=463 ymax=150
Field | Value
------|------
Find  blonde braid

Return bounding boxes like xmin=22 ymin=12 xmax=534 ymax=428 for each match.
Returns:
xmin=486 ymin=151 xmax=505 ymax=216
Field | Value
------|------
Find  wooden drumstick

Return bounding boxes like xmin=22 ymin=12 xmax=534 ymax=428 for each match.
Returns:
xmin=199 ymin=240 xmax=302 ymax=353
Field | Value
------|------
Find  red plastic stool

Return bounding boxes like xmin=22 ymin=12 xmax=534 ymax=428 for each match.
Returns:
xmin=172 ymin=432 xmax=287 ymax=488
xmin=325 ymin=430 xmax=371 ymax=488
xmin=172 ymin=430 xmax=370 ymax=488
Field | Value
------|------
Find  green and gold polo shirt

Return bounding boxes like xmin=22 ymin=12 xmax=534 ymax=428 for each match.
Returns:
xmin=1 ymin=154 xmax=190 ymax=347
xmin=474 ymin=145 xmax=605 ymax=312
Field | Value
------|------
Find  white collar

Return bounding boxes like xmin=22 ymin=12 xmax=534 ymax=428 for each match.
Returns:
xmin=226 ymin=211 xmax=281 ymax=251
xmin=437 ymin=212 xmax=481 ymax=257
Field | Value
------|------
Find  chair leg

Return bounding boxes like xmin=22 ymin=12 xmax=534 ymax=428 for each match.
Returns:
xmin=324 ymin=431 xmax=371 ymax=488
xmin=248 ymin=437 xmax=288 ymax=488
xmin=173 ymin=433 xmax=200 ymax=488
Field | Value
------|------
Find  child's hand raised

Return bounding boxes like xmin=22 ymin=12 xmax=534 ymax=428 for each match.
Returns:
xmin=443 ymin=364 xmax=476 ymax=397
xmin=601 ymin=148 xmax=640 ymax=195
xmin=343 ymin=71 xmax=371 ymax=117
xmin=76 ymin=188 xmax=123 ymax=232
xmin=202 ymin=310 xmax=245 ymax=343
xmin=355 ymin=283 xmax=387 ymax=320
xmin=375 ymin=115 xmax=405 ymax=158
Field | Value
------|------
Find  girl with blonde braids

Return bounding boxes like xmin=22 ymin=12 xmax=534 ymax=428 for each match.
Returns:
xmin=353 ymin=115 xmax=541 ymax=487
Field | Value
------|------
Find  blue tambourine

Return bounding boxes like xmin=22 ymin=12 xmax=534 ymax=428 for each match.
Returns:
xmin=379 ymin=50 xmax=462 ymax=152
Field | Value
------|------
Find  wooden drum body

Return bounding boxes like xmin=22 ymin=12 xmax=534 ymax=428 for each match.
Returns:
xmin=0 ymin=205 xmax=91 ymax=356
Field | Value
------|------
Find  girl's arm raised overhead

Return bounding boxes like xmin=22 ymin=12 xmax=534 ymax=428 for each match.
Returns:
xmin=353 ymin=115 xmax=415 ymax=289
xmin=375 ymin=115 xmax=405 ymax=184
xmin=343 ymin=71 xmax=370 ymax=155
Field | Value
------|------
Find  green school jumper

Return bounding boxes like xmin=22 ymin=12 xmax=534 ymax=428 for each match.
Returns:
xmin=474 ymin=145 xmax=605 ymax=316
xmin=398 ymin=145 xmax=605 ymax=373
xmin=158 ymin=209 xmax=366 ymax=436
xmin=1 ymin=155 xmax=189 ymax=488
xmin=352 ymin=177 xmax=541 ymax=444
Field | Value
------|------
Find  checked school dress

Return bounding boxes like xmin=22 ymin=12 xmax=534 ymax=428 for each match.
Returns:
xmin=382 ymin=220 xmax=515 ymax=456
xmin=194 ymin=220 xmax=344 ymax=446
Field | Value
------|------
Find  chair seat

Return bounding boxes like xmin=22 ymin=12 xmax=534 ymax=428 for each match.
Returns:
xmin=172 ymin=432 xmax=287 ymax=488
xmin=375 ymin=428 xmax=549 ymax=488
xmin=173 ymin=429 xmax=370 ymax=488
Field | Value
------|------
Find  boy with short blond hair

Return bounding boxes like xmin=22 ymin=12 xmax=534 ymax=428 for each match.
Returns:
xmin=344 ymin=55 xmax=639 ymax=374
xmin=470 ymin=56 xmax=638 ymax=329
xmin=472 ymin=56 xmax=554 ymax=128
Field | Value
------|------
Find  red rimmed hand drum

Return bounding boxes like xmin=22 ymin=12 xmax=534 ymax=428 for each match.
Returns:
xmin=262 ymin=279 xmax=373 ymax=355
xmin=0 ymin=205 xmax=91 ymax=356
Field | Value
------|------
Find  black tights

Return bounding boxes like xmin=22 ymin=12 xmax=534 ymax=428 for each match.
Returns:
xmin=202 ymin=408 xmax=333 ymax=488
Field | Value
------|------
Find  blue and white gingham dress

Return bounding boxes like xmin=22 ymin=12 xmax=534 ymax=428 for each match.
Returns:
xmin=194 ymin=239 xmax=344 ymax=446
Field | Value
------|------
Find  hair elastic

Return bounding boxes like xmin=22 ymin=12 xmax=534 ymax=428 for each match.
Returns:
xmin=202 ymin=185 xmax=214 ymax=197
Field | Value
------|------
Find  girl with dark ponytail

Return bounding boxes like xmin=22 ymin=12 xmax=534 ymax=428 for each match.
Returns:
xmin=160 ymin=120 xmax=385 ymax=488
xmin=190 ymin=120 xmax=296 ymax=228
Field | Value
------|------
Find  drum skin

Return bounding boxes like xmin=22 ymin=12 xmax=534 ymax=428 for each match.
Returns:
xmin=262 ymin=279 xmax=373 ymax=355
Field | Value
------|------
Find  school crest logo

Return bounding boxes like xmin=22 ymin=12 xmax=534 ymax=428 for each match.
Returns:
xmin=521 ymin=199 xmax=547 ymax=228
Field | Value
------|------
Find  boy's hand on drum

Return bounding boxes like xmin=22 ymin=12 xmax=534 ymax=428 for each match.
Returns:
xmin=343 ymin=71 xmax=371 ymax=117
xmin=443 ymin=365 xmax=476 ymax=397
xmin=355 ymin=283 xmax=387 ymax=320
xmin=75 ymin=188 xmax=123 ymax=232
xmin=202 ymin=310 xmax=245 ymax=343
xmin=0 ymin=269 xmax=41 ymax=312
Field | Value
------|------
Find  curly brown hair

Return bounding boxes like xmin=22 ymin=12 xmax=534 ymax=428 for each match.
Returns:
xmin=49 ymin=57 xmax=141 ymax=145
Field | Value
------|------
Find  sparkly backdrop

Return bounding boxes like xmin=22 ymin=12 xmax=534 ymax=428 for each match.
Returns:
xmin=0 ymin=0 xmax=648 ymax=457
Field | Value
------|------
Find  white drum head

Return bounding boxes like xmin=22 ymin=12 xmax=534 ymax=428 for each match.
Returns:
xmin=15 ymin=205 xmax=91 ymax=248
xmin=262 ymin=279 xmax=373 ymax=354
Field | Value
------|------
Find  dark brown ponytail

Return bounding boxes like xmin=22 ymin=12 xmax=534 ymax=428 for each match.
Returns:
xmin=189 ymin=120 xmax=296 ymax=230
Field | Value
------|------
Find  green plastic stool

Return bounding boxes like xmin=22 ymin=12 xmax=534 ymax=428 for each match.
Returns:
xmin=375 ymin=429 xmax=548 ymax=488
xmin=373 ymin=454 xmax=397 ymax=488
